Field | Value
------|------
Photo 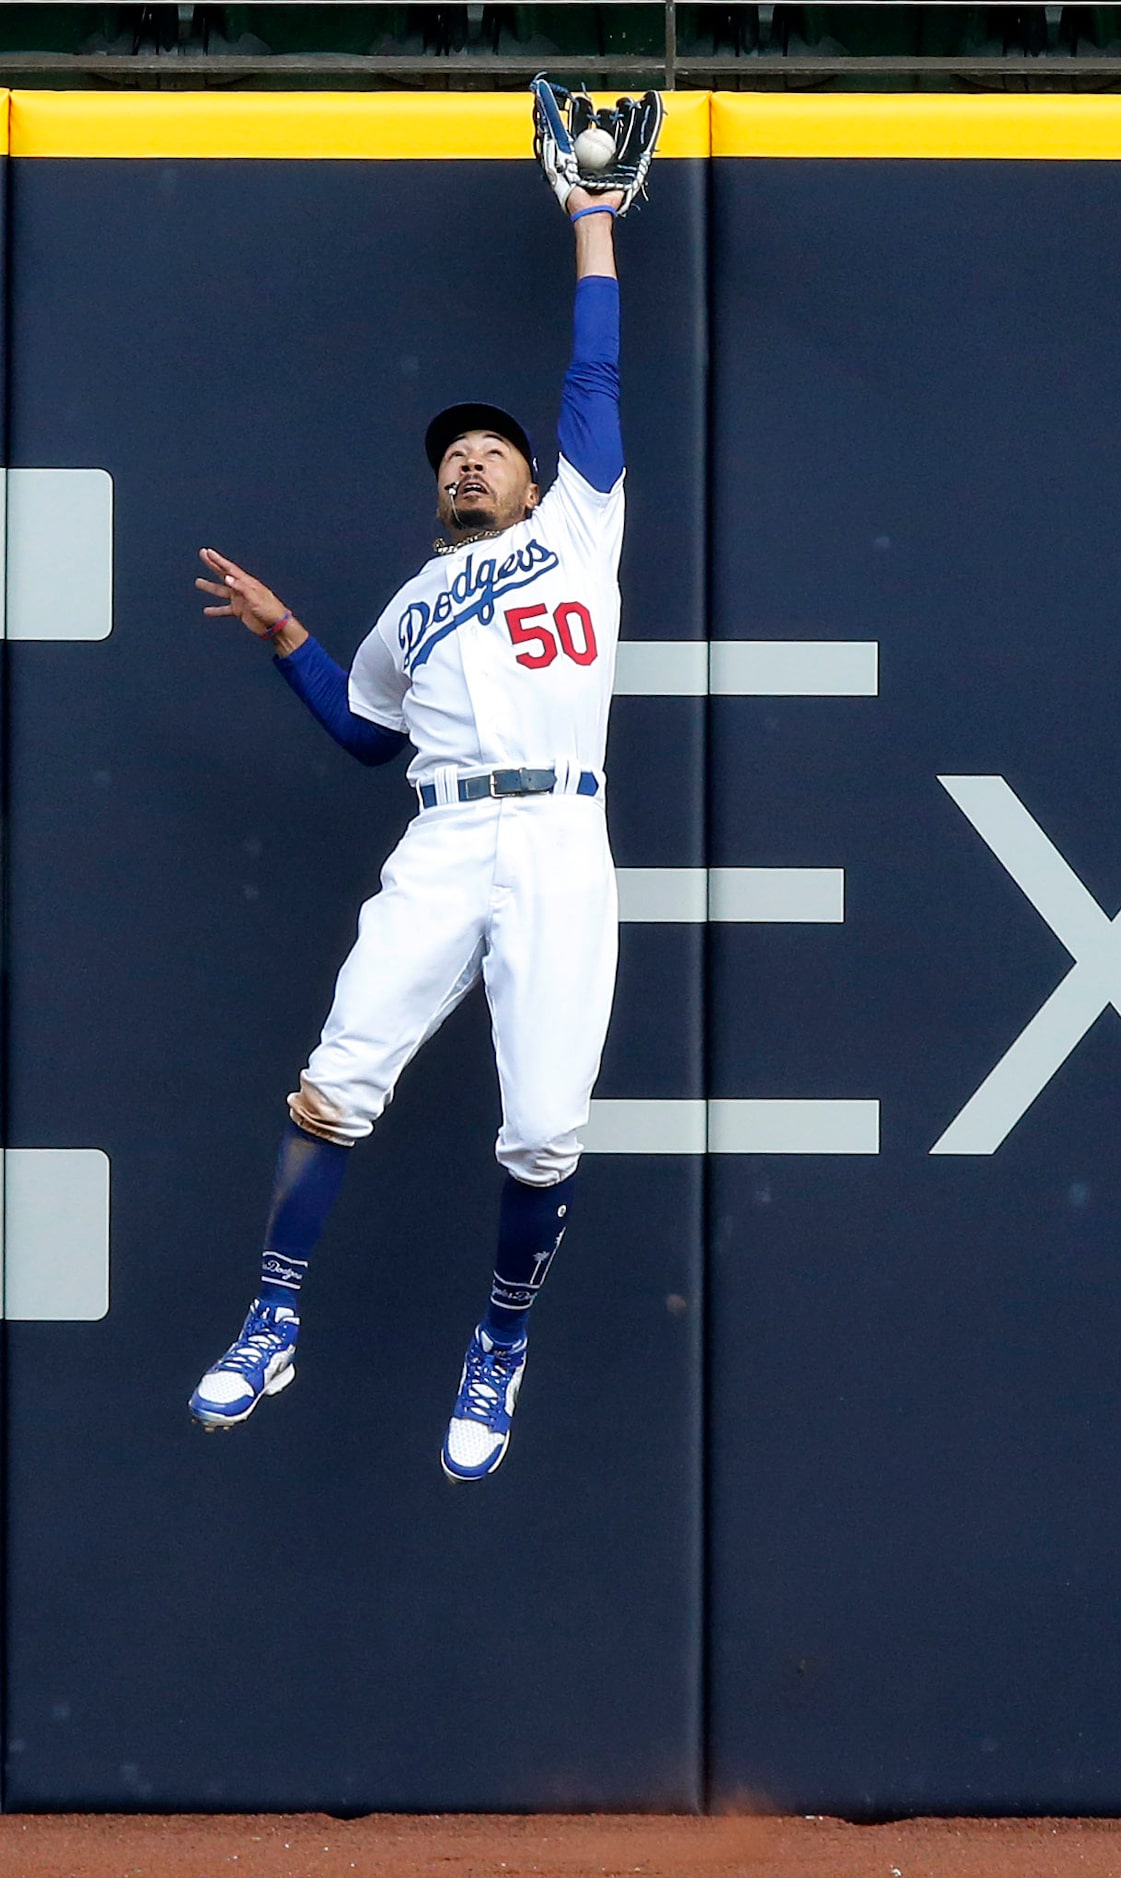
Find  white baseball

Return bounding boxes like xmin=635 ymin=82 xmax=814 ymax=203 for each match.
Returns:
xmin=574 ymin=127 xmax=617 ymax=173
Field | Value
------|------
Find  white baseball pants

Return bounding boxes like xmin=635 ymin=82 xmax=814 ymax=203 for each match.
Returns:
xmin=291 ymin=793 xmax=618 ymax=1185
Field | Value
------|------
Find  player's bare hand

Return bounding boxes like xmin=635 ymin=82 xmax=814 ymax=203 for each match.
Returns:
xmin=196 ymin=547 xmax=289 ymax=638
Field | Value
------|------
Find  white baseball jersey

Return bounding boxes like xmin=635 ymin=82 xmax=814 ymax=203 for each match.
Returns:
xmin=346 ymin=454 xmax=624 ymax=790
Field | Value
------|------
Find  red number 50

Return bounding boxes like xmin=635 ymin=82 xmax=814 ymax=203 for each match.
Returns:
xmin=505 ymin=601 xmax=598 ymax=670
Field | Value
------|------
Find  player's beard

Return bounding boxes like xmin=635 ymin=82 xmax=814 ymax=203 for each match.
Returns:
xmin=438 ymin=494 xmax=500 ymax=537
xmin=457 ymin=502 xmax=499 ymax=533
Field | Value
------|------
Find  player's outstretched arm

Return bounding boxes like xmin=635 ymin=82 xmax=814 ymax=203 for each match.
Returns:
xmin=567 ymin=184 xmax=623 ymax=281
xmin=195 ymin=546 xmax=407 ymax=770
xmin=556 ymin=193 xmax=624 ymax=496
xmin=531 ymin=78 xmax=664 ymax=494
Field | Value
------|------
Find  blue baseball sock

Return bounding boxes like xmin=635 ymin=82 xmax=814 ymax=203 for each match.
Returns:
xmin=481 ymin=1171 xmax=576 ymax=1346
xmin=258 ymin=1120 xmax=351 ymax=1315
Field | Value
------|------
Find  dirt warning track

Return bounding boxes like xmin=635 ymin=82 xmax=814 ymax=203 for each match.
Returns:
xmin=0 ymin=1813 xmax=1119 ymax=1878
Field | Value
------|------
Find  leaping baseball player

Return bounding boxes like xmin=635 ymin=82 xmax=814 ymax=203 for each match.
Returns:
xmin=189 ymin=81 xmax=663 ymax=1480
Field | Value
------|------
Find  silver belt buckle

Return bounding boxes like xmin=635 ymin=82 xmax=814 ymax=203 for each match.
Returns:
xmin=490 ymin=767 xmax=528 ymax=797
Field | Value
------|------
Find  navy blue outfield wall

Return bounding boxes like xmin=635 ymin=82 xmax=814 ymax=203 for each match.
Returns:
xmin=707 ymin=144 xmax=1121 ymax=1813
xmin=0 ymin=107 xmax=8 ymax=1822
xmin=6 ymin=89 xmax=1121 ymax=1814
xmin=1 ymin=116 xmax=706 ymax=1810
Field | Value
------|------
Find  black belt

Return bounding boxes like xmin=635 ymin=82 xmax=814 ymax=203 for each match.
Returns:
xmin=417 ymin=767 xmax=599 ymax=809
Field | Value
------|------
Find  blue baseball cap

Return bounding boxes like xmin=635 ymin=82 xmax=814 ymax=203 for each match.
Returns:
xmin=425 ymin=402 xmax=539 ymax=481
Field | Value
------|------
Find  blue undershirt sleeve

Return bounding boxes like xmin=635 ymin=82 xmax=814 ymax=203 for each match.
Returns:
xmin=273 ymin=635 xmax=408 ymax=768
xmin=557 ymin=273 xmax=623 ymax=494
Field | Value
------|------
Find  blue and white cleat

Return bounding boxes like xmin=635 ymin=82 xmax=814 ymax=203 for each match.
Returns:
xmin=441 ymin=1327 xmax=528 ymax=1481
xmin=188 ymin=1299 xmax=299 ymax=1429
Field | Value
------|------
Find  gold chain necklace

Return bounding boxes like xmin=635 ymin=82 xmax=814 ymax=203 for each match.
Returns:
xmin=432 ymin=527 xmax=505 ymax=556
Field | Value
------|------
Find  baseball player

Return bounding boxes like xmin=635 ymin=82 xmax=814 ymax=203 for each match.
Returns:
xmin=189 ymin=83 xmax=663 ymax=1480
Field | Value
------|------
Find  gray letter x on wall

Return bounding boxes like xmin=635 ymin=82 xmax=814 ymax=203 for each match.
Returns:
xmin=933 ymin=774 xmax=1121 ymax=1156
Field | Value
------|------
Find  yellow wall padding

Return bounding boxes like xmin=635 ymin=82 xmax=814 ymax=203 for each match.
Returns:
xmin=711 ymin=92 xmax=1121 ymax=159
xmin=18 ymin=88 xmax=1121 ymax=166
xmin=10 ymin=89 xmax=710 ymax=160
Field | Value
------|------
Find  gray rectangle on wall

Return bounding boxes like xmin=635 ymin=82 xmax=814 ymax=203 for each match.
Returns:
xmin=3 ymin=1149 xmax=110 ymax=1321
xmin=3 ymin=467 xmax=113 ymax=641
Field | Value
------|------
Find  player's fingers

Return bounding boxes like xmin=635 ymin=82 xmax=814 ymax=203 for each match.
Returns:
xmin=195 ymin=578 xmax=227 ymax=597
xmin=202 ymin=604 xmax=235 ymax=617
xmin=201 ymin=547 xmax=247 ymax=579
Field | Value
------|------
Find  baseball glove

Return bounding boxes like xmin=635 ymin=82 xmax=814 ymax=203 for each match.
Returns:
xmin=531 ymin=76 xmax=664 ymax=218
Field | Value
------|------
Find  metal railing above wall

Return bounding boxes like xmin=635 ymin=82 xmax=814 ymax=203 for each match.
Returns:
xmin=0 ymin=3 xmax=1120 ymax=90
